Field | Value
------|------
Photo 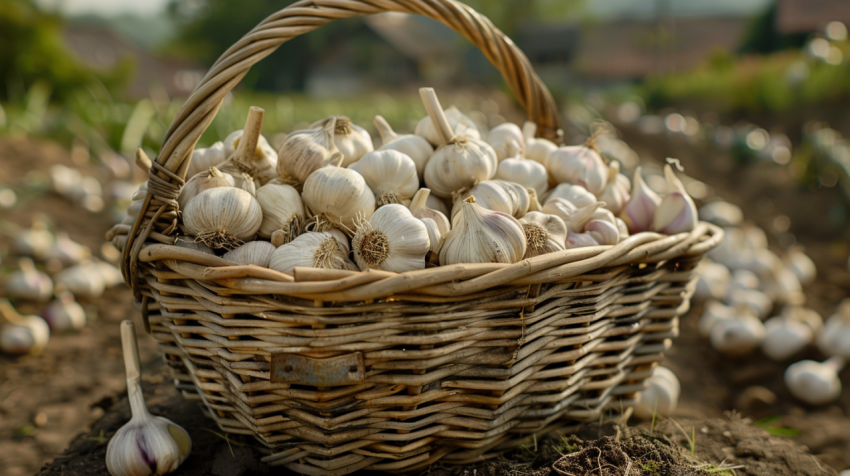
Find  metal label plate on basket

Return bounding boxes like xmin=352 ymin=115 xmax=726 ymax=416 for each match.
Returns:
xmin=270 ymin=353 xmax=365 ymax=386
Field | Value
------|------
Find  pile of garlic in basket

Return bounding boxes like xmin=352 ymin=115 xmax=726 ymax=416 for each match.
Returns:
xmin=115 ymin=88 xmax=698 ymax=274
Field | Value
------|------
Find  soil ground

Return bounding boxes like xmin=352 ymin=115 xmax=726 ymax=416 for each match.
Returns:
xmin=1 ymin=132 xmax=848 ymax=476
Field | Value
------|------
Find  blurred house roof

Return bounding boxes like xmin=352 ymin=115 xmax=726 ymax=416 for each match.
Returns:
xmin=776 ymin=0 xmax=850 ymax=33
xmin=62 ymin=25 xmax=203 ymax=99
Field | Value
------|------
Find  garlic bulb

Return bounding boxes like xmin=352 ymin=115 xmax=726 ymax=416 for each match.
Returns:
xmin=352 ymin=204 xmax=430 ymax=272
xmin=698 ymin=300 xmax=736 ymax=337
xmin=415 ymin=105 xmax=481 ymax=146
xmin=633 ymin=366 xmax=681 ymax=419
xmin=542 ymin=199 xmax=603 ymax=234
xmin=219 ymin=108 xmax=278 ymax=185
xmin=486 ymin=122 xmax=525 ymax=162
xmin=409 ymin=189 xmax=450 ymax=236
xmin=495 ymin=157 xmax=549 ymax=196
xmin=183 ymin=187 xmax=262 ymax=250
xmin=349 ymin=150 xmax=419 ymax=206
xmin=818 ymin=299 xmax=850 ymax=358
xmin=519 ymin=212 xmax=566 ymax=258
xmin=223 ymin=128 xmax=273 ymax=159
xmin=762 ymin=306 xmax=821 ymax=361
xmin=94 ymin=261 xmax=124 ymax=288
xmin=565 ymin=232 xmax=601 ymax=249
xmin=42 ymin=292 xmax=86 ymax=332
xmin=619 ymin=167 xmax=660 ymax=233
xmin=420 ymin=88 xmax=496 ymax=198
xmin=374 ymin=115 xmax=434 ymax=178
xmin=727 ymin=288 xmax=772 ymax=320
xmin=54 ymin=261 xmax=106 ymax=299
xmin=728 ymin=269 xmax=760 ymax=293
xmin=598 ymin=161 xmax=631 ymax=215
xmin=652 ymin=165 xmax=697 ymax=235
xmin=547 ymin=144 xmax=608 ymax=195
xmin=694 ymin=260 xmax=731 ymax=301
xmin=0 ymin=299 xmax=50 ymax=355
xmin=177 ymin=166 xmax=235 ymax=211
xmin=544 ymin=183 xmax=597 ymax=208
xmin=255 ymin=181 xmax=305 ymax=241
xmin=302 ymin=166 xmax=375 ymax=233
xmin=440 ymin=196 xmax=526 ymax=265
xmin=46 ymin=232 xmax=91 ymax=266
xmin=786 ymin=248 xmax=816 ymax=286
xmin=785 ymin=357 xmax=844 ymax=405
xmin=107 ymin=321 xmax=191 ymax=476
xmin=277 ymin=117 xmax=343 ymax=188
xmin=699 ymin=200 xmax=743 ymax=227
xmin=174 ymin=236 xmax=214 ymax=254
xmin=585 ymin=219 xmax=620 ymax=245
xmin=615 ymin=218 xmax=629 ymax=242
xmin=522 ymin=122 xmax=557 ymax=166
xmin=223 ymin=241 xmax=276 ymax=268
xmin=311 ymin=116 xmax=373 ymax=166
xmin=269 ymin=232 xmax=357 ymax=275
xmin=186 ymin=141 xmax=227 ymax=180
xmin=8 ymin=258 xmax=53 ymax=302
xmin=13 ymin=221 xmax=54 ymax=260
xmin=454 ymin=180 xmax=530 ymax=220
xmin=709 ymin=307 xmax=765 ymax=355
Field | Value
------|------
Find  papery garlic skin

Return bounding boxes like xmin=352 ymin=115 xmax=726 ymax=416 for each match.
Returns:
xmin=42 ymin=292 xmax=86 ymax=332
xmin=439 ymin=197 xmax=526 ymax=265
xmin=486 ymin=123 xmax=525 ymax=162
xmin=223 ymin=241 xmax=276 ymax=268
xmin=311 ymin=116 xmax=373 ymax=167
xmin=8 ymin=258 xmax=54 ymax=302
xmin=633 ymin=366 xmax=681 ymax=419
xmin=415 ymin=106 xmax=481 ymax=146
xmin=651 ymin=165 xmax=698 ymax=235
xmin=374 ymin=115 xmax=434 ymax=178
xmin=186 ymin=141 xmax=227 ymax=179
xmin=352 ymin=204 xmax=429 ymax=273
xmin=453 ymin=180 xmax=530 ymax=220
xmin=544 ymin=183 xmax=597 ymax=208
xmin=269 ymin=232 xmax=357 ymax=275
xmin=785 ymin=357 xmax=844 ymax=405
xmin=619 ymin=167 xmax=660 ymax=234
xmin=276 ymin=118 xmax=343 ymax=188
xmin=495 ymin=157 xmax=549 ymax=196
xmin=519 ymin=212 xmax=566 ymax=258
xmin=547 ymin=145 xmax=608 ymax=195
xmin=183 ymin=187 xmax=263 ymax=250
xmin=177 ymin=166 xmax=235 ymax=211
xmin=522 ymin=122 xmax=557 ymax=166
xmin=302 ymin=166 xmax=375 ymax=233
xmin=255 ymin=181 xmax=305 ymax=241
xmin=349 ymin=150 xmax=419 ymax=206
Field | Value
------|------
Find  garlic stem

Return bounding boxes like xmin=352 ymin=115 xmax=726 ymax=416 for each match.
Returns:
xmin=0 ymin=299 xmax=26 ymax=326
xmin=409 ymin=188 xmax=430 ymax=212
xmin=419 ymin=88 xmax=456 ymax=146
xmin=120 ymin=321 xmax=146 ymax=417
xmin=374 ymin=115 xmax=399 ymax=143
xmin=234 ymin=106 xmax=264 ymax=162
xmin=824 ymin=356 xmax=846 ymax=373
xmin=522 ymin=121 xmax=537 ymax=141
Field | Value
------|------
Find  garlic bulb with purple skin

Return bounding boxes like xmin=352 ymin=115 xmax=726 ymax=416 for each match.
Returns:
xmin=619 ymin=166 xmax=660 ymax=234
xmin=7 ymin=258 xmax=53 ymax=302
xmin=546 ymin=144 xmax=608 ymax=195
xmin=564 ymin=231 xmax=600 ymax=249
xmin=598 ymin=161 xmax=631 ymax=215
xmin=651 ymin=165 xmax=698 ymax=234
xmin=42 ymin=292 xmax=86 ymax=332
xmin=585 ymin=219 xmax=619 ymax=245
xmin=106 ymin=321 xmax=191 ymax=476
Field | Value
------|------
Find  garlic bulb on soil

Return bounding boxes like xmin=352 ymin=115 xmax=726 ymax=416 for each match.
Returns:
xmin=598 ymin=161 xmax=631 ymax=216
xmin=709 ymin=307 xmax=765 ymax=355
xmin=547 ymin=144 xmax=608 ymax=195
xmin=619 ymin=167 xmax=660 ymax=233
xmin=94 ymin=261 xmax=124 ymax=288
xmin=219 ymin=108 xmax=278 ymax=186
xmin=762 ymin=306 xmax=821 ymax=361
xmin=277 ymin=117 xmax=344 ymax=188
xmin=8 ymin=258 xmax=53 ymax=302
xmin=183 ymin=187 xmax=262 ymax=250
xmin=633 ymin=366 xmax=681 ymax=419
xmin=177 ymin=166 xmax=235 ymax=211
xmin=486 ymin=122 xmax=525 ymax=162
xmin=0 ymin=299 xmax=50 ymax=356
xmin=818 ymin=299 xmax=850 ymax=358
xmin=420 ymin=88 xmax=496 ymax=198
xmin=107 ymin=321 xmax=191 ymax=476
xmin=785 ymin=357 xmax=844 ymax=405
xmin=699 ymin=200 xmax=743 ymax=227
xmin=409 ymin=189 xmax=450 ymax=237
xmin=46 ymin=232 xmax=91 ymax=266
xmin=544 ymin=183 xmax=598 ymax=208
xmin=415 ymin=105 xmax=481 ymax=146
xmin=302 ymin=166 xmax=375 ymax=233
xmin=522 ymin=122 xmax=557 ymax=166
xmin=255 ymin=181 xmax=305 ymax=242
xmin=440 ymin=196 xmax=526 ymax=265
xmin=519 ymin=212 xmax=567 ymax=258
xmin=727 ymin=288 xmax=772 ymax=320
xmin=223 ymin=241 xmax=276 ymax=268
xmin=698 ymin=300 xmax=736 ymax=337
xmin=652 ymin=164 xmax=697 ymax=235
xmin=349 ymin=150 xmax=419 ymax=206
xmin=352 ymin=204 xmax=430 ymax=273
xmin=453 ymin=180 xmax=530 ymax=220
xmin=54 ymin=261 xmax=106 ymax=299
xmin=374 ymin=115 xmax=433 ymax=178
xmin=42 ymin=292 xmax=86 ymax=332
xmin=786 ymin=248 xmax=816 ymax=286
xmin=311 ymin=116 xmax=373 ymax=166
xmin=495 ymin=156 xmax=549 ymax=196
xmin=269 ymin=232 xmax=357 ymax=275
xmin=694 ymin=260 xmax=731 ymax=301
xmin=186 ymin=141 xmax=227 ymax=180
xmin=13 ymin=221 xmax=54 ymax=260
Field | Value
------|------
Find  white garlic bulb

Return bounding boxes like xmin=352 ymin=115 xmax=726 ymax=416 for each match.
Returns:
xmin=785 ymin=248 xmax=816 ymax=285
xmin=415 ymin=105 xmax=481 ymax=146
xmin=374 ymin=115 xmax=434 ymax=178
xmin=547 ymin=144 xmax=608 ymax=195
xmin=495 ymin=156 xmax=549 ymax=196
xmin=544 ymin=183 xmax=598 ymax=208
xmin=277 ymin=117 xmax=343 ymax=188
xmin=311 ymin=116 xmax=373 ymax=166
xmin=352 ymin=204 xmax=430 ymax=273
xmin=519 ymin=212 xmax=567 ymax=258
xmin=183 ymin=187 xmax=262 ymax=250
xmin=542 ymin=199 xmax=603 ymax=234
xmin=440 ymin=196 xmax=526 ymax=265
xmin=46 ymin=232 xmax=91 ymax=266
xmin=694 ymin=260 xmax=731 ymax=301
xmin=709 ymin=307 xmax=765 ymax=355
xmin=727 ymin=288 xmax=772 ymax=320
xmin=453 ymin=180 xmax=530 ymax=220
xmin=13 ymin=221 xmax=54 ymax=260
xmin=94 ymin=261 xmax=124 ymax=288
xmin=762 ymin=306 xmax=821 ymax=361
xmin=619 ymin=166 xmax=660 ymax=234
xmin=302 ymin=166 xmax=375 ymax=233
xmin=698 ymin=200 xmax=743 ymax=227
xmin=420 ymin=88 xmax=496 ymax=198
xmin=269 ymin=232 xmax=357 ymax=275
xmin=486 ymin=122 xmax=525 ymax=162
xmin=42 ymin=292 xmax=86 ymax=332
xmin=0 ymin=299 xmax=50 ymax=356
xmin=409 ymin=189 xmax=450 ymax=236
xmin=219 ymin=108 xmax=278 ymax=185
xmin=522 ymin=122 xmax=557 ymax=167
xmin=177 ymin=166 xmax=235 ymax=211
xmin=8 ymin=258 xmax=53 ymax=302
xmin=349 ymin=150 xmax=419 ymax=206
xmin=223 ymin=241 xmax=276 ymax=268
xmin=785 ymin=357 xmax=845 ymax=405
xmin=255 ymin=181 xmax=305 ymax=242
xmin=186 ymin=141 xmax=227 ymax=180
xmin=652 ymin=164 xmax=698 ymax=235
xmin=107 ymin=321 xmax=191 ymax=476
xmin=818 ymin=299 xmax=850 ymax=358
xmin=598 ymin=161 xmax=631 ymax=216
xmin=698 ymin=300 xmax=736 ymax=337
xmin=633 ymin=366 xmax=681 ymax=419
xmin=54 ymin=261 xmax=106 ymax=299
xmin=584 ymin=219 xmax=620 ymax=245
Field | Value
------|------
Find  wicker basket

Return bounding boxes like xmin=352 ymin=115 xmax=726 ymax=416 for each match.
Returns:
xmin=109 ymin=1 xmax=724 ymax=474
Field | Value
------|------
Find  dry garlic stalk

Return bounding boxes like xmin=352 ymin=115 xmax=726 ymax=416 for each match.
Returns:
xmin=277 ymin=117 xmax=343 ymax=188
xmin=440 ymin=196 xmax=526 ymax=265
xmin=255 ymin=180 xmax=305 ymax=242
xmin=415 ymin=104 xmax=481 ymax=146
xmin=269 ymin=232 xmax=357 ymax=275
xmin=183 ymin=187 xmax=262 ymax=250
xmin=519 ymin=212 xmax=567 ymax=258
xmin=374 ymin=115 xmax=433 ymax=178
xmin=352 ymin=204 xmax=430 ymax=273
xmin=302 ymin=166 xmax=375 ymax=233
xmin=310 ymin=116 xmax=373 ymax=166
xmin=348 ymin=150 xmax=419 ymax=207
xmin=218 ymin=107 xmax=278 ymax=186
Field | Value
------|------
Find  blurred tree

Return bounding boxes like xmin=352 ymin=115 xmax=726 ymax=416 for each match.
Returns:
xmin=738 ymin=4 xmax=806 ymax=54
xmin=463 ymin=0 xmax=582 ymax=35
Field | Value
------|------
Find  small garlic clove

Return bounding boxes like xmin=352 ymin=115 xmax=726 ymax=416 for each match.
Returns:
xmin=542 ymin=199 xmax=603 ymax=234
xmin=615 ymin=218 xmax=630 ymax=242
xmin=619 ymin=166 xmax=660 ymax=234
xmin=598 ymin=162 xmax=631 ymax=216
xmin=651 ymin=164 xmax=697 ymax=235
xmin=409 ymin=189 xmax=451 ymax=236
xmin=585 ymin=219 xmax=619 ymax=246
